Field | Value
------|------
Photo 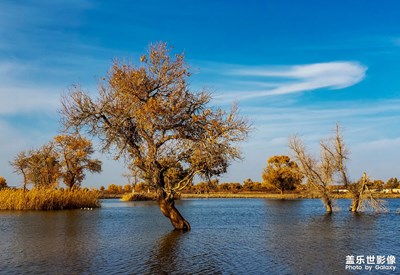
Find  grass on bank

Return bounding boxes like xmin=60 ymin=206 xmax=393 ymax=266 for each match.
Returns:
xmin=120 ymin=192 xmax=181 ymax=201
xmin=180 ymin=191 xmax=400 ymax=199
xmin=121 ymin=192 xmax=157 ymax=201
xmin=0 ymin=188 xmax=100 ymax=210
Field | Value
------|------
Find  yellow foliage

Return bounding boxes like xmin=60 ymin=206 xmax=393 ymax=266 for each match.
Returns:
xmin=121 ymin=192 xmax=156 ymax=201
xmin=0 ymin=188 xmax=100 ymax=210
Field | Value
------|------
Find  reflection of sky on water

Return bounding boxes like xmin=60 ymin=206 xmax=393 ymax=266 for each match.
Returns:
xmin=0 ymin=199 xmax=399 ymax=274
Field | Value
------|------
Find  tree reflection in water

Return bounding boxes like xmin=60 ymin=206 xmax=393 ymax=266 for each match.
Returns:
xmin=147 ymin=230 xmax=185 ymax=274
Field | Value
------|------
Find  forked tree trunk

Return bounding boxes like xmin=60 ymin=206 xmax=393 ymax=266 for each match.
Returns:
xmin=158 ymin=191 xmax=191 ymax=231
xmin=321 ymin=192 xmax=333 ymax=213
xmin=350 ymin=197 xmax=359 ymax=212
xmin=350 ymin=173 xmax=368 ymax=212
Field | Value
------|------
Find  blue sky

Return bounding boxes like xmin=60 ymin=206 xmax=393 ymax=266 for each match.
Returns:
xmin=1 ymin=0 xmax=400 ymax=187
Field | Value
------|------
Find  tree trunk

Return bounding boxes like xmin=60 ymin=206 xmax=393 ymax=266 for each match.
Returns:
xmin=321 ymin=193 xmax=333 ymax=213
xmin=158 ymin=191 xmax=191 ymax=231
xmin=350 ymin=197 xmax=359 ymax=212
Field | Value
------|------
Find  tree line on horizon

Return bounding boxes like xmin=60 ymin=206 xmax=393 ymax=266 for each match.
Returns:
xmin=98 ymin=171 xmax=399 ymax=196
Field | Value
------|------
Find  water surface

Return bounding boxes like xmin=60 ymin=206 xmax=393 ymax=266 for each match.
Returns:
xmin=0 ymin=199 xmax=399 ymax=274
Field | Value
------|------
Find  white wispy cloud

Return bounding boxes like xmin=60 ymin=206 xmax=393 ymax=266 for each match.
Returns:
xmin=0 ymin=85 xmax=60 ymax=115
xmin=213 ymin=61 xmax=367 ymax=100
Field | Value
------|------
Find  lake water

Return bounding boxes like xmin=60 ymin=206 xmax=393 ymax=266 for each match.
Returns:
xmin=0 ymin=198 xmax=399 ymax=274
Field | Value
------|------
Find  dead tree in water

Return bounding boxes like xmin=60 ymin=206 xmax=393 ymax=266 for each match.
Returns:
xmin=290 ymin=124 xmax=383 ymax=213
xmin=289 ymin=136 xmax=334 ymax=213
xmin=349 ymin=172 xmax=385 ymax=212
xmin=320 ymin=124 xmax=383 ymax=212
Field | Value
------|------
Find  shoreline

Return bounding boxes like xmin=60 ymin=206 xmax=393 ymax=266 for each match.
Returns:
xmin=100 ymin=192 xmax=400 ymax=200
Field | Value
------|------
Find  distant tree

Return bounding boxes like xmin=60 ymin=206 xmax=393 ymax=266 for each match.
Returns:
xmin=107 ymin=184 xmax=120 ymax=194
xmin=35 ymin=144 xmax=60 ymax=188
xmin=122 ymin=165 xmax=143 ymax=193
xmin=10 ymin=151 xmax=31 ymax=191
xmin=385 ymin=177 xmax=399 ymax=191
xmin=11 ymin=135 xmax=100 ymax=190
xmin=0 ymin=176 xmax=7 ymax=189
xmin=252 ymin=182 xmax=263 ymax=191
xmin=230 ymin=182 xmax=242 ymax=192
xmin=243 ymin=178 xmax=254 ymax=191
xmin=368 ymin=179 xmax=384 ymax=191
xmin=61 ymin=42 xmax=250 ymax=230
xmin=12 ymin=144 xmax=60 ymax=189
xmin=218 ymin=183 xmax=230 ymax=192
xmin=209 ymin=179 xmax=219 ymax=191
xmin=262 ymin=155 xmax=303 ymax=195
xmin=195 ymin=181 xmax=217 ymax=194
xmin=100 ymin=185 xmax=105 ymax=192
xmin=124 ymin=184 xmax=132 ymax=193
xmin=134 ymin=182 xmax=150 ymax=193
xmin=54 ymin=134 xmax=102 ymax=189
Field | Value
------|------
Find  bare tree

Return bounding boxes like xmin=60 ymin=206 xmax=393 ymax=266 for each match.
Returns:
xmin=61 ymin=42 xmax=250 ymax=230
xmin=348 ymin=172 xmax=385 ymax=212
xmin=290 ymin=123 xmax=384 ymax=213
xmin=319 ymin=124 xmax=350 ymax=186
xmin=289 ymin=136 xmax=334 ymax=213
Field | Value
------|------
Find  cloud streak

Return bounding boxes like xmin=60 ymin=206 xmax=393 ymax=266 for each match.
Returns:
xmin=220 ymin=61 xmax=367 ymax=99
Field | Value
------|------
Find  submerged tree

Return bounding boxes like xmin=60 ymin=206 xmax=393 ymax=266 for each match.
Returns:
xmin=54 ymin=134 xmax=102 ymax=189
xmin=61 ymin=42 xmax=250 ymax=230
xmin=348 ymin=172 xmax=385 ymax=212
xmin=289 ymin=136 xmax=334 ymax=212
xmin=290 ymin=123 xmax=383 ymax=213
xmin=262 ymin=155 xmax=303 ymax=195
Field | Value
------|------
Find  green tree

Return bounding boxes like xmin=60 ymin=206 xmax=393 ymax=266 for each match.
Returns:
xmin=61 ymin=42 xmax=250 ymax=230
xmin=262 ymin=155 xmax=303 ymax=195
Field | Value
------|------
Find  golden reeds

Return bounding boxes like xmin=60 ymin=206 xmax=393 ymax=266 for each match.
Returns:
xmin=0 ymin=188 xmax=100 ymax=210
xmin=120 ymin=192 xmax=157 ymax=201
